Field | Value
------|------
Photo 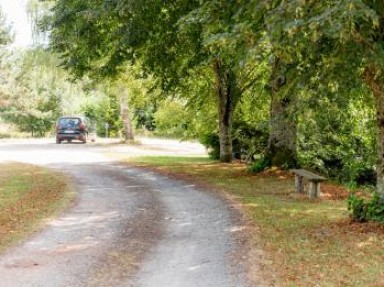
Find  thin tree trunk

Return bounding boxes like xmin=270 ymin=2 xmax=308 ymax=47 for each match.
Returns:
xmin=213 ymin=59 xmax=240 ymax=163
xmin=364 ymin=65 xmax=384 ymax=195
xmin=119 ymin=85 xmax=134 ymax=141
xmin=266 ymin=58 xmax=298 ymax=168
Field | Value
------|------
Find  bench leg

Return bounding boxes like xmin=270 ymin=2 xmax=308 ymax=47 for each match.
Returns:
xmin=295 ymin=175 xmax=304 ymax=193
xmin=308 ymin=181 xmax=320 ymax=198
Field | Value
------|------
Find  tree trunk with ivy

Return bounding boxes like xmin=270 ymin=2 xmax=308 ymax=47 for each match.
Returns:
xmin=213 ymin=59 xmax=241 ymax=163
xmin=364 ymin=65 xmax=384 ymax=195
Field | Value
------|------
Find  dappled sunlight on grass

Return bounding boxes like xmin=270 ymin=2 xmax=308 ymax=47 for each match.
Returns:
xmin=128 ymin=156 xmax=214 ymax=166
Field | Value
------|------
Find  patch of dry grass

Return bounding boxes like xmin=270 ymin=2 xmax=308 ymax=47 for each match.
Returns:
xmin=128 ymin=156 xmax=384 ymax=287
xmin=0 ymin=163 xmax=73 ymax=252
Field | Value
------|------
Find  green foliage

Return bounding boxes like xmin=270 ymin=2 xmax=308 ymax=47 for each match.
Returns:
xmin=26 ymin=0 xmax=52 ymax=46
xmin=232 ymin=121 xmax=269 ymax=161
xmin=232 ymin=87 xmax=270 ymax=161
xmin=81 ymin=93 xmax=121 ymax=137
xmin=0 ymin=7 xmax=12 ymax=46
xmin=355 ymin=167 xmax=377 ymax=186
xmin=297 ymin=89 xmax=376 ymax=185
xmin=348 ymin=192 xmax=384 ymax=223
xmin=45 ymin=0 xmax=269 ymax=163
xmin=198 ymin=118 xmax=270 ymax=163
xmin=153 ymin=99 xmax=188 ymax=138
xmin=248 ymin=157 xmax=271 ymax=173
xmin=199 ymin=133 xmax=220 ymax=160
xmin=134 ymin=107 xmax=156 ymax=132
xmin=39 ymin=0 xmax=384 ymax=190
xmin=0 ymin=48 xmax=100 ymax=136
xmin=0 ymin=51 xmax=61 ymax=136
xmin=347 ymin=193 xmax=368 ymax=222
xmin=367 ymin=194 xmax=384 ymax=223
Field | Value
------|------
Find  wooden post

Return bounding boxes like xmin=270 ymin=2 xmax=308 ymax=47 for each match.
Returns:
xmin=295 ymin=175 xmax=304 ymax=193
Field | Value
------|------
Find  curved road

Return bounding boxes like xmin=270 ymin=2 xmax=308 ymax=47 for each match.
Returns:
xmin=0 ymin=139 xmax=251 ymax=287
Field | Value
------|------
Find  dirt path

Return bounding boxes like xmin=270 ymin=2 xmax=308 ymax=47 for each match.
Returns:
xmin=0 ymin=139 xmax=250 ymax=287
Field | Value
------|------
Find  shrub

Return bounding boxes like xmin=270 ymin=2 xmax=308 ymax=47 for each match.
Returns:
xmin=232 ymin=121 xmax=269 ymax=161
xmin=347 ymin=193 xmax=368 ymax=222
xmin=199 ymin=133 xmax=220 ymax=160
xmin=248 ymin=157 xmax=271 ymax=173
xmin=348 ymin=192 xmax=384 ymax=223
xmin=355 ymin=167 xmax=376 ymax=186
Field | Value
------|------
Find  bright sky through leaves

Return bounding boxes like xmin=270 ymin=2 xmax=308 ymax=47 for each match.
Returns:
xmin=0 ymin=0 xmax=32 ymax=47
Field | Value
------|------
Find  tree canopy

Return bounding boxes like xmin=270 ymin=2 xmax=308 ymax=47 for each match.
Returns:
xmin=34 ymin=0 xmax=384 ymax=199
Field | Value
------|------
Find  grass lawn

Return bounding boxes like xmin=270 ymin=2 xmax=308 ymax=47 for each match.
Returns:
xmin=0 ymin=163 xmax=73 ymax=252
xmin=126 ymin=156 xmax=384 ymax=287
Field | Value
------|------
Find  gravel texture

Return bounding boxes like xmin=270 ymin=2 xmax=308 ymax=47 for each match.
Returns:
xmin=0 ymin=138 xmax=251 ymax=287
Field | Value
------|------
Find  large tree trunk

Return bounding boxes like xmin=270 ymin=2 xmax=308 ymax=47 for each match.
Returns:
xmin=213 ymin=59 xmax=241 ymax=163
xmin=364 ymin=65 xmax=384 ymax=195
xmin=266 ymin=59 xmax=298 ymax=168
xmin=119 ymin=85 xmax=134 ymax=141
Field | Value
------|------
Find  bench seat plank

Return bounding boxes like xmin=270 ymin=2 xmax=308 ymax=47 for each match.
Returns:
xmin=290 ymin=169 xmax=326 ymax=181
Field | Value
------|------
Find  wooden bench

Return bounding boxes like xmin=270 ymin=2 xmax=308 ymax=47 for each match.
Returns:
xmin=290 ymin=169 xmax=326 ymax=198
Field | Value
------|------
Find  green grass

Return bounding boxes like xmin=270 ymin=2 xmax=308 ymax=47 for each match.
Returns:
xmin=0 ymin=177 xmax=30 ymax=208
xmin=127 ymin=156 xmax=215 ymax=166
xmin=126 ymin=156 xmax=384 ymax=287
xmin=0 ymin=163 xmax=74 ymax=252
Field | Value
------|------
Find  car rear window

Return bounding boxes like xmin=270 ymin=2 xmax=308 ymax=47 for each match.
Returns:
xmin=58 ymin=118 xmax=81 ymax=126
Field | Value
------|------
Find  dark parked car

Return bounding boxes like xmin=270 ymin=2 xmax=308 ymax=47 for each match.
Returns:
xmin=55 ymin=116 xmax=88 ymax=144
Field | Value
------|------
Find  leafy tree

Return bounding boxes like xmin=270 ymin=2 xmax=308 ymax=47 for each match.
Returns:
xmin=27 ymin=0 xmax=51 ymax=46
xmin=261 ymin=0 xmax=384 ymax=193
xmin=105 ymin=77 xmax=136 ymax=141
xmin=81 ymin=90 xmax=121 ymax=137
xmin=134 ymin=106 xmax=156 ymax=132
xmin=1 ymin=49 xmax=61 ymax=136
xmin=43 ymin=0 xmax=380 ymax=180
xmin=153 ymin=99 xmax=188 ymax=138
xmin=265 ymin=60 xmax=299 ymax=168
xmin=44 ymin=0 xmax=265 ymax=162
xmin=0 ymin=6 xmax=14 ymax=108
xmin=298 ymin=86 xmax=376 ymax=184
xmin=0 ymin=7 xmax=11 ymax=46
xmin=0 ymin=48 xmax=103 ymax=136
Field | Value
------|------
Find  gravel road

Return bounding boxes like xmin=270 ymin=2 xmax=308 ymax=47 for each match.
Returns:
xmin=0 ymin=138 xmax=251 ymax=287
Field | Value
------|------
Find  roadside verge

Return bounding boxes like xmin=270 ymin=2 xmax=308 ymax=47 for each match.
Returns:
xmin=0 ymin=162 xmax=74 ymax=253
xmin=121 ymin=155 xmax=384 ymax=287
